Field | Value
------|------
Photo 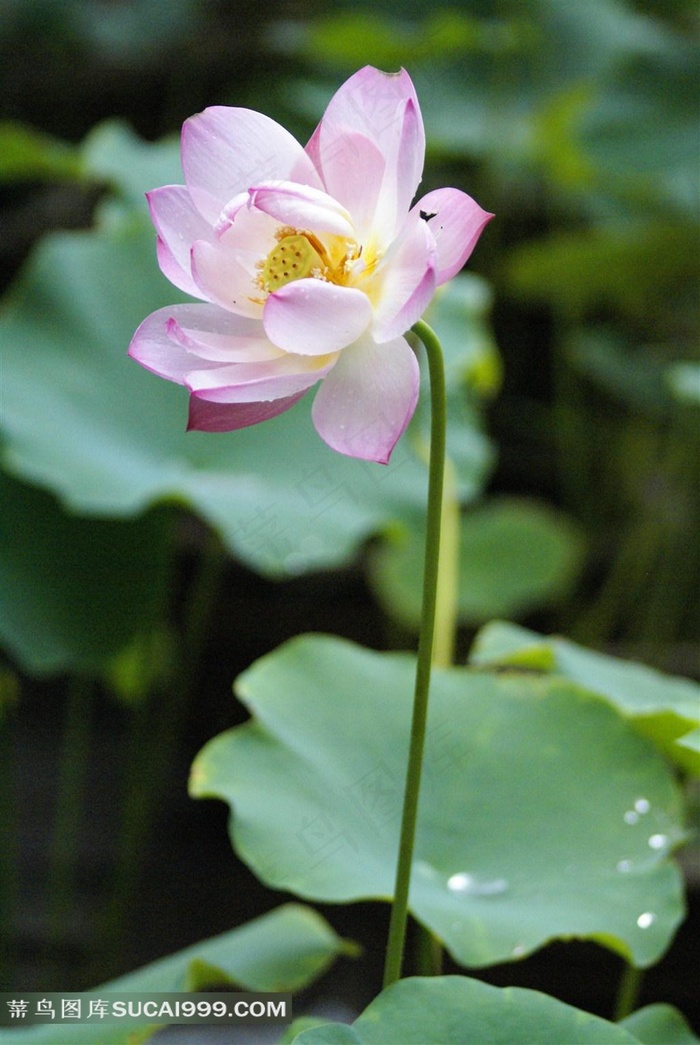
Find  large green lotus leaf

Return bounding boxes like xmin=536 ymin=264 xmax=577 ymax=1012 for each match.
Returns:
xmin=578 ymin=35 xmax=699 ymax=215
xmin=368 ymin=497 xmax=584 ymax=630
xmin=190 ymin=635 xmax=685 ymax=969
xmin=620 ymin=1004 xmax=700 ymax=1045
xmin=0 ymin=904 xmax=353 ymax=1045
xmin=0 ymin=472 xmax=171 ymax=675
xmin=292 ymin=975 xmax=638 ymax=1044
xmin=0 ymin=213 xmax=489 ymax=577
xmin=470 ymin=621 xmax=700 ymax=775
xmin=506 ymin=224 xmax=697 ymax=326
xmin=289 ymin=0 xmax=672 ymax=165
xmin=0 ymin=120 xmax=82 ymax=183
xmin=80 ymin=121 xmax=181 ymax=209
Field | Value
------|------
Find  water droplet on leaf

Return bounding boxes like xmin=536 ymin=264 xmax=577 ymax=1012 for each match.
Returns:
xmin=447 ymin=872 xmax=509 ymax=897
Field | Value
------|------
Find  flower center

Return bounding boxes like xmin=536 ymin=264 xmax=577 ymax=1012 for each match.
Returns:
xmin=259 ymin=233 xmax=326 ymax=293
xmin=254 ymin=228 xmax=367 ymax=304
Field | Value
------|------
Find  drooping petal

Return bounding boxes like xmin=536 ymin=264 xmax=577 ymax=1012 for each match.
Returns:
xmin=371 ymin=212 xmax=436 ymax=343
xmin=263 ymin=280 xmax=372 ymax=355
xmin=128 ymin=304 xmax=278 ymax=381
xmin=311 ymin=333 xmax=419 ymax=463
xmin=190 ymin=240 xmax=262 ymax=318
xmin=184 ymin=353 xmax=334 ymax=402
xmin=147 ymin=185 xmax=214 ymax=297
xmin=248 ymin=181 xmax=355 ymax=238
xmin=181 ymin=107 xmax=321 ymax=223
xmin=187 ymin=392 xmax=308 ymax=432
xmin=412 ymin=188 xmax=494 ymax=285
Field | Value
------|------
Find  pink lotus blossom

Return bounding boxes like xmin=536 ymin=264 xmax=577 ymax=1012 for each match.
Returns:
xmin=129 ymin=67 xmax=492 ymax=463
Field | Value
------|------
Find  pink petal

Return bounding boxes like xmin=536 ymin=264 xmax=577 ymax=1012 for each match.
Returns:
xmin=155 ymin=238 xmax=205 ymax=300
xmin=187 ymin=392 xmax=307 ymax=432
xmin=309 ymin=67 xmax=425 ymax=242
xmin=147 ymin=185 xmax=214 ymax=297
xmin=306 ymin=130 xmax=385 ymax=241
xmin=181 ymin=107 xmax=321 ymax=223
xmin=185 ymin=353 xmax=334 ymax=402
xmin=263 ymin=280 xmax=372 ymax=355
xmin=412 ymin=188 xmax=494 ymax=285
xmin=248 ymin=181 xmax=355 ymax=238
xmin=190 ymin=240 xmax=262 ymax=318
xmin=372 ymin=212 xmax=436 ymax=342
xmin=129 ymin=306 xmax=219 ymax=383
xmin=373 ymin=97 xmax=425 ymax=244
xmin=128 ymin=303 xmax=277 ymax=382
xmin=311 ymin=333 xmax=419 ymax=463
xmin=166 ymin=316 xmax=284 ymax=363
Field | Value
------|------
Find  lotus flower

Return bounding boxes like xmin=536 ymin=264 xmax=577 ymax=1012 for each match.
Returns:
xmin=129 ymin=66 xmax=492 ymax=463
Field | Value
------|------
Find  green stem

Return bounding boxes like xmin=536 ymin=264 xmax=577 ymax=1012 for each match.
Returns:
xmin=383 ymin=320 xmax=447 ymax=988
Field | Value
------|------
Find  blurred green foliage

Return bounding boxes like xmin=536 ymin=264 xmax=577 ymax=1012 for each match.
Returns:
xmin=0 ymin=0 xmax=697 ymax=1019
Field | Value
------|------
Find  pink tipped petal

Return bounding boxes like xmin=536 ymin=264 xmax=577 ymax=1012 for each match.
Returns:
xmin=128 ymin=306 xmax=221 ymax=383
xmin=312 ymin=67 xmax=421 ymax=167
xmin=187 ymin=391 xmax=307 ymax=432
xmin=216 ymin=204 xmax=278 ymax=264
xmin=374 ymin=98 xmax=425 ymax=244
xmin=129 ymin=303 xmax=284 ymax=381
xmin=372 ymin=213 xmax=436 ymax=342
xmin=191 ymin=240 xmax=262 ymax=318
xmin=307 ymin=130 xmax=385 ymax=241
xmin=185 ymin=354 xmax=334 ymax=401
xmin=181 ymin=107 xmax=321 ymax=223
xmin=248 ymin=181 xmax=355 ymax=238
xmin=263 ymin=280 xmax=372 ymax=355
xmin=311 ymin=68 xmax=424 ymax=243
xmin=155 ymin=237 xmax=205 ymax=299
xmin=147 ymin=185 xmax=214 ymax=296
xmin=413 ymin=188 xmax=494 ymax=284
xmin=213 ymin=191 xmax=249 ymax=236
xmin=312 ymin=333 xmax=419 ymax=463
xmin=166 ymin=317 xmax=284 ymax=363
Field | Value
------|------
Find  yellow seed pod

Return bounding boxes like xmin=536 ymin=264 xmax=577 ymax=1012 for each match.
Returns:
xmin=261 ymin=235 xmax=325 ymax=292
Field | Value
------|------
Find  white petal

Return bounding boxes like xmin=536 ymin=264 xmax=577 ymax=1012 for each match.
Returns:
xmin=305 ymin=132 xmax=386 ymax=241
xmin=309 ymin=67 xmax=425 ymax=243
xmin=312 ymin=333 xmax=419 ymax=463
xmin=128 ymin=303 xmax=286 ymax=384
xmin=248 ymin=181 xmax=355 ymax=238
xmin=181 ymin=106 xmax=321 ymax=222
xmin=412 ymin=188 xmax=494 ymax=284
xmin=190 ymin=240 xmax=262 ymax=318
xmin=263 ymin=280 xmax=372 ymax=355
xmin=147 ymin=185 xmax=214 ymax=297
xmin=185 ymin=353 xmax=334 ymax=402
xmin=371 ymin=213 xmax=436 ymax=342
